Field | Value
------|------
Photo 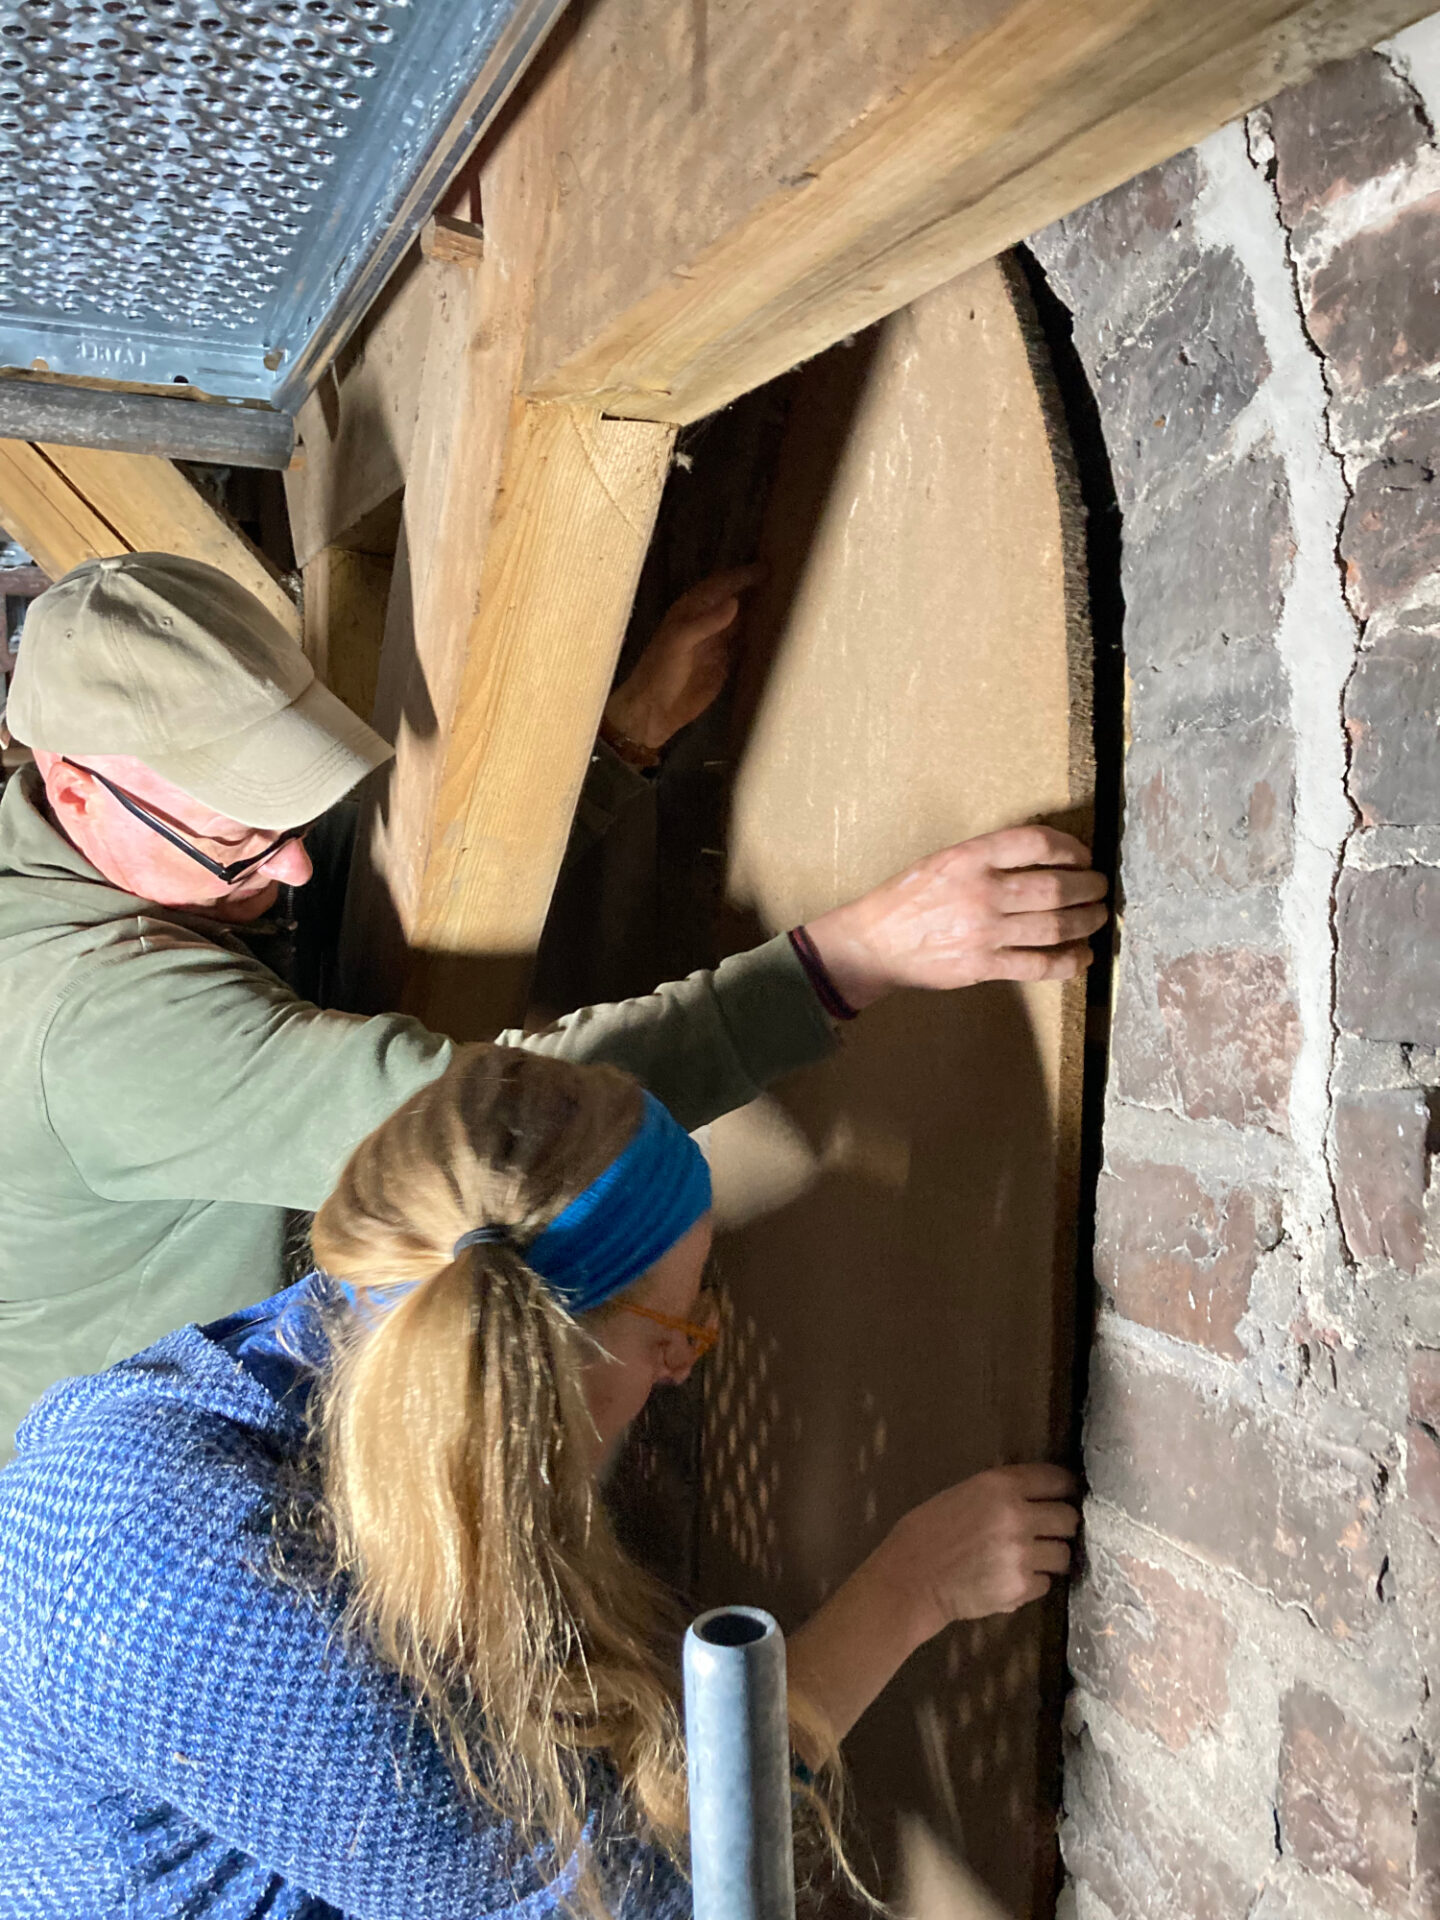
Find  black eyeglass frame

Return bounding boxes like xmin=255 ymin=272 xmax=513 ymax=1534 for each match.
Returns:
xmin=61 ymin=758 xmax=312 ymax=886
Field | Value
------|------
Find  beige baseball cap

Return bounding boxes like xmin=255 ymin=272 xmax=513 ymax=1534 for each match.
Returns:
xmin=7 ymin=551 xmax=393 ymax=829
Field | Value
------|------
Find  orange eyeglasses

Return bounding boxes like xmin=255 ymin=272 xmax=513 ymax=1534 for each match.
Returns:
xmin=614 ymin=1295 xmax=721 ymax=1358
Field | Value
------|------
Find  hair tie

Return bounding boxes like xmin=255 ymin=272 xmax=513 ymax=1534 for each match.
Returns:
xmin=453 ymin=1224 xmax=516 ymax=1259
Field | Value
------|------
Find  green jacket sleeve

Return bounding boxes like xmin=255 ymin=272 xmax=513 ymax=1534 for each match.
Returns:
xmin=565 ymin=742 xmax=651 ymax=866
xmin=41 ymin=927 xmax=835 ymax=1210
xmin=508 ymin=935 xmax=836 ymax=1134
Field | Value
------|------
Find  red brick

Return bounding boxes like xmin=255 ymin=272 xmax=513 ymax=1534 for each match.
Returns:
xmin=1305 ymin=192 xmax=1440 ymax=396
xmin=1095 ymin=1158 xmax=1277 ymax=1357
xmin=1069 ymin=1547 xmax=1233 ymax=1750
xmin=1340 ymin=419 xmax=1440 ymax=620
xmin=1332 ymin=1090 xmax=1430 ymax=1272
xmin=1279 ymin=1685 xmax=1415 ymax=1906
xmin=1086 ymin=1358 xmax=1385 ymax=1638
xmin=1336 ymin=867 xmax=1440 ymax=1046
xmin=1156 ymin=948 xmax=1300 ymax=1133
xmin=1407 ymin=1350 xmax=1440 ymax=1539
xmin=1269 ymin=52 xmax=1429 ymax=224
xmin=1346 ymin=616 xmax=1440 ymax=824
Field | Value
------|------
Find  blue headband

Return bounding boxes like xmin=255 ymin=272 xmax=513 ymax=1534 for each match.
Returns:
xmin=453 ymin=1091 xmax=712 ymax=1312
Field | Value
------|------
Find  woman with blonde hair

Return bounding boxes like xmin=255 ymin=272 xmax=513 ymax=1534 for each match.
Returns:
xmin=0 ymin=1044 xmax=1077 ymax=1917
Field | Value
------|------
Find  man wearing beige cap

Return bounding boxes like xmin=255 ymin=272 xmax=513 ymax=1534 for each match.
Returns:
xmin=0 ymin=552 xmax=1107 ymax=1454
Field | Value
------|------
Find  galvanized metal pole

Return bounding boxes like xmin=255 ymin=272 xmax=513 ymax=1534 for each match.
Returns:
xmin=683 ymin=1605 xmax=796 ymax=1920
xmin=0 ymin=380 xmax=295 ymax=471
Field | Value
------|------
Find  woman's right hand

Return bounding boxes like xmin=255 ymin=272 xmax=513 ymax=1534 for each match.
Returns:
xmin=786 ymin=1463 xmax=1081 ymax=1744
xmin=872 ymin=1462 xmax=1080 ymax=1646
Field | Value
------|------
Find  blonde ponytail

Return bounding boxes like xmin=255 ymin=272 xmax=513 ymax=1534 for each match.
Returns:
xmin=301 ymin=1044 xmax=850 ymax=1915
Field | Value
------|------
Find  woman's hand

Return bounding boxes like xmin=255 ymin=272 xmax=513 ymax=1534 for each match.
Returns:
xmin=870 ymin=1463 xmax=1080 ymax=1645
xmin=786 ymin=1463 xmax=1080 ymax=1744
xmin=603 ymin=564 xmax=765 ymax=754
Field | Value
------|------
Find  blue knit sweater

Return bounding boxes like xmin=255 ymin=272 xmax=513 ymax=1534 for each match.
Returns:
xmin=0 ymin=1278 xmax=691 ymax=1919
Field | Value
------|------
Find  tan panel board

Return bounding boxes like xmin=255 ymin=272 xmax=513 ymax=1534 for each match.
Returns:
xmin=0 ymin=440 xmax=123 ymax=578
xmin=699 ymin=259 xmax=1090 ymax=1917
xmin=401 ymin=402 xmax=674 ymax=1036
xmin=525 ymin=0 xmax=1432 ymax=422
xmin=40 ymin=444 xmax=300 ymax=641
xmin=302 ymin=546 xmax=393 ymax=723
xmin=285 ymin=248 xmax=438 ymax=569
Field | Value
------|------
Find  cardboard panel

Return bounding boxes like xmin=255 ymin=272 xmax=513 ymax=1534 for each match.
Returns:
xmin=698 ymin=256 xmax=1091 ymax=1917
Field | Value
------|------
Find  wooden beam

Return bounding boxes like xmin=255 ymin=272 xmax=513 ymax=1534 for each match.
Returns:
xmin=0 ymin=441 xmax=121 ymax=581
xmin=338 ymin=33 xmax=591 ymax=1030
xmin=400 ymin=402 xmax=672 ymax=1034
xmin=523 ymin=0 xmax=1433 ymax=423
xmin=35 ymin=444 xmax=300 ymax=641
xmin=302 ymin=546 xmax=393 ymax=723
xmin=421 ymin=214 xmax=486 ymax=265
xmin=0 ymin=440 xmax=299 ymax=640
xmin=284 ymin=251 xmax=439 ymax=570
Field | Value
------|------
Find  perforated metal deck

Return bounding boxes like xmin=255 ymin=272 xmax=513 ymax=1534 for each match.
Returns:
xmin=0 ymin=0 xmax=564 ymax=407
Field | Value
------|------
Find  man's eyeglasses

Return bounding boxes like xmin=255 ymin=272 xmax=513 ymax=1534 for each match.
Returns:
xmin=62 ymin=759 xmax=312 ymax=887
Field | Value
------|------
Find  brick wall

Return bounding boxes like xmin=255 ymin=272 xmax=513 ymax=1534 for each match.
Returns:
xmin=1028 ymin=18 xmax=1440 ymax=1917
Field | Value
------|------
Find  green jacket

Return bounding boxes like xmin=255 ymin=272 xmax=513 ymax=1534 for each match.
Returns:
xmin=0 ymin=767 xmax=835 ymax=1455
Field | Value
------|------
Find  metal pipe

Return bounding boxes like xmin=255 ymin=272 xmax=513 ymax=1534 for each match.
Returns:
xmin=683 ymin=1605 xmax=796 ymax=1920
xmin=0 ymin=379 xmax=295 ymax=471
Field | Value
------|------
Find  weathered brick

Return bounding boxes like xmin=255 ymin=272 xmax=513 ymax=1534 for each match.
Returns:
xmin=1086 ymin=1357 xmax=1385 ymax=1637
xmin=1123 ymin=443 xmax=1292 ymax=733
xmin=1155 ymin=948 xmax=1300 ymax=1133
xmin=1279 ymin=1685 xmax=1414 ymax=1906
xmin=1095 ymin=1158 xmax=1279 ymax=1357
xmin=1332 ymin=1090 xmax=1430 ymax=1271
xmin=1347 ymin=614 xmax=1440 ymax=824
xmin=1407 ymin=1349 xmax=1440 ymax=1538
xmin=1340 ymin=419 xmax=1440 ymax=619
xmin=1109 ymin=954 xmax=1184 ymax=1113
xmin=1069 ymin=1546 xmax=1234 ymax=1749
xmin=1063 ymin=1725 xmax=1259 ymax=1920
xmin=1335 ymin=866 xmax=1440 ymax=1046
xmin=1306 ymin=192 xmax=1440 ymax=397
xmin=1030 ymin=152 xmax=1200 ymax=362
xmin=1127 ymin=724 xmax=1293 ymax=891
xmin=1416 ymin=1759 xmax=1440 ymax=1905
xmin=1095 ymin=252 xmax=1270 ymax=507
xmin=1269 ymin=52 xmax=1429 ymax=225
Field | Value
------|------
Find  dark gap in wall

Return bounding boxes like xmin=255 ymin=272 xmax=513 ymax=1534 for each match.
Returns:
xmin=183 ymin=462 xmax=297 ymax=578
xmin=1012 ymin=249 xmax=1126 ymax=1482
xmin=542 ymin=380 xmax=798 ymax=1595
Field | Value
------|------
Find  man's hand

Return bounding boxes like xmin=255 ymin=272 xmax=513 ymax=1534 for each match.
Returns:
xmin=603 ymin=563 xmax=765 ymax=754
xmin=802 ymin=825 xmax=1108 ymax=1011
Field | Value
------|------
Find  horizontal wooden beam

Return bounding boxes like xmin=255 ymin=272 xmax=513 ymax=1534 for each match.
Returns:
xmin=0 ymin=377 xmax=294 ymax=468
xmin=524 ymin=0 xmax=1433 ymax=424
